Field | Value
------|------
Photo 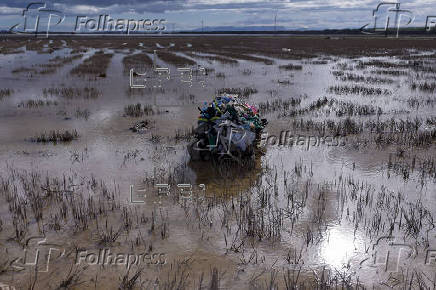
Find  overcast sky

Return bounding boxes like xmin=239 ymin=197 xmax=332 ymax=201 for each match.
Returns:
xmin=0 ymin=0 xmax=435 ymax=31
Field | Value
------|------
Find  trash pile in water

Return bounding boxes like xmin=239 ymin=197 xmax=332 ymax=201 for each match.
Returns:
xmin=188 ymin=94 xmax=267 ymax=162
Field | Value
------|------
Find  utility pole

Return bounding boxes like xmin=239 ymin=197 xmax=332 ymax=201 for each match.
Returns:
xmin=394 ymin=0 xmax=400 ymax=32
xmin=274 ymin=11 xmax=277 ymax=34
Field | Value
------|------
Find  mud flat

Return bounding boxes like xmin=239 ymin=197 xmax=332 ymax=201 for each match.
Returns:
xmin=0 ymin=36 xmax=435 ymax=289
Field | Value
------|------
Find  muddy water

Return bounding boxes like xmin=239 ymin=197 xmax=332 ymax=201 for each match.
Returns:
xmin=0 ymin=39 xmax=435 ymax=289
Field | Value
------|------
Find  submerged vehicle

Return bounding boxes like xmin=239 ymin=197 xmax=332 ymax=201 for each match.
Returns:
xmin=188 ymin=94 xmax=267 ymax=163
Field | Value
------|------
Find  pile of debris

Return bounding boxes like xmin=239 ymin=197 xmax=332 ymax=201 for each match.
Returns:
xmin=188 ymin=94 xmax=267 ymax=162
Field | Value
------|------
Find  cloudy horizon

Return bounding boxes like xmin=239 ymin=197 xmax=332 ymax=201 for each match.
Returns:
xmin=0 ymin=0 xmax=434 ymax=32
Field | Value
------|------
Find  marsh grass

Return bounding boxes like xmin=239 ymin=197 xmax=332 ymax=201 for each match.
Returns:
xmin=18 ymin=99 xmax=58 ymax=108
xmin=122 ymin=53 xmax=153 ymax=72
xmin=184 ymin=52 xmax=238 ymax=64
xmin=0 ymin=89 xmax=13 ymax=100
xmin=124 ymin=103 xmax=156 ymax=117
xmin=215 ymin=72 xmax=226 ymax=78
xmin=328 ymin=85 xmax=391 ymax=95
xmin=258 ymin=97 xmax=302 ymax=115
xmin=279 ymin=63 xmax=303 ymax=71
xmin=216 ymin=87 xmax=258 ymax=98
xmin=30 ymin=130 xmax=79 ymax=143
xmin=157 ymin=51 xmax=196 ymax=66
xmin=33 ymin=54 xmax=84 ymax=75
xmin=71 ymin=51 xmax=113 ymax=77
xmin=11 ymin=67 xmax=38 ymax=74
xmin=356 ymin=60 xmax=409 ymax=69
xmin=336 ymin=72 xmax=394 ymax=84
xmin=2 ymin=37 xmax=436 ymax=289
xmin=43 ymin=87 xmax=100 ymax=99
xmin=372 ymin=69 xmax=408 ymax=76
xmin=75 ymin=108 xmax=90 ymax=120
xmin=96 ymin=219 xmax=122 ymax=246
xmin=411 ymin=81 xmax=436 ymax=92
xmin=214 ymin=52 xmax=274 ymax=65
xmin=119 ymin=268 xmax=143 ymax=289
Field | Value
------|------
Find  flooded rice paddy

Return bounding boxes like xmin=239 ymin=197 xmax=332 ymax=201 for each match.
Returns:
xmin=0 ymin=36 xmax=435 ymax=289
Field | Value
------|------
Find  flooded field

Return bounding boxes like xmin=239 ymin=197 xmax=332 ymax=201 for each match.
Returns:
xmin=0 ymin=36 xmax=435 ymax=289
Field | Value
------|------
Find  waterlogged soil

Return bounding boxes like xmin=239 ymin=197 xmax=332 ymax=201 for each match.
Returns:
xmin=0 ymin=36 xmax=435 ymax=289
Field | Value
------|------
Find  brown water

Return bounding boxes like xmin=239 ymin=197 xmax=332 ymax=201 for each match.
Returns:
xmin=0 ymin=37 xmax=435 ymax=289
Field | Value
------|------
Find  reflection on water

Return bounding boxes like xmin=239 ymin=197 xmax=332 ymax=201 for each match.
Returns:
xmin=320 ymin=226 xmax=361 ymax=270
xmin=0 ymin=40 xmax=435 ymax=288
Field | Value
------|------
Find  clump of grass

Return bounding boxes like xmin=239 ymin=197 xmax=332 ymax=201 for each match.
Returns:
xmin=336 ymin=72 xmax=394 ymax=84
xmin=278 ymin=97 xmax=329 ymax=117
xmin=122 ymin=53 xmax=153 ymax=72
xmin=57 ymin=265 xmax=85 ymax=289
xmin=119 ymin=268 xmax=142 ymax=289
xmin=156 ymin=51 xmax=196 ymax=66
xmin=36 ymin=54 xmax=84 ymax=75
xmin=184 ymin=52 xmax=238 ymax=64
xmin=410 ymin=82 xmax=436 ymax=92
xmin=258 ymin=97 xmax=301 ymax=114
xmin=0 ymin=89 xmax=13 ymax=100
xmin=18 ymin=99 xmax=58 ymax=108
xmin=216 ymin=87 xmax=258 ymax=98
xmin=11 ymin=67 xmax=38 ymax=74
xmin=279 ymin=63 xmax=303 ymax=71
xmin=214 ymin=52 xmax=274 ymax=65
xmin=39 ymin=68 xmax=57 ymax=74
xmin=30 ymin=130 xmax=79 ymax=143
xmin=242 ymin=69 xmax=252 ymax=75
xmin=356 ymin=60 xmax=409 ymax=69
xmin=328 ymin=85 xmax=391 ymax=95
xmin=333 ymin=99 xmax=382 ymax=117
xmin=96 ymin=220 xmax=122 ymax=246
xmin=75 ymin=108 xmax=90 ymax=120
xmin=49 ymin=54 xmax=83 ymax=64
xmin=372 ymin=69 xmax=408 ymax=76
xmin=307 ymin=60 xmax=328 ymax=65
xmin=71 ymin=51 xmax=113 ymax=77
xmin=70 ymin=48 xmax=87 ymax=54
xmin=43 ymin=87 xmax=100 ymax=99
xmin=331 ymin=70 xmax=345 ymax=77
xmin=150 ymin=134 xmax=162 ymax=143
xmin=124 ymin=103 xmax=155 ymax=117
xmin=174 ymin=127 xmax=195 ymax=142
xmin=216 ymin=72 xmax=226 ymax=78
